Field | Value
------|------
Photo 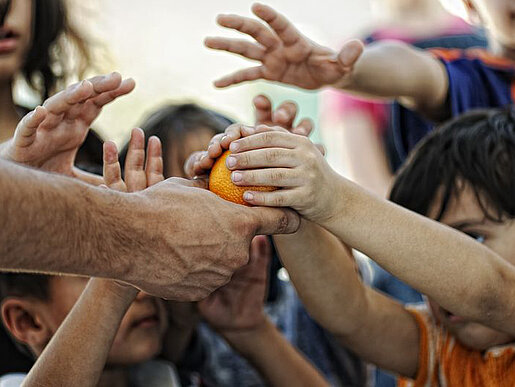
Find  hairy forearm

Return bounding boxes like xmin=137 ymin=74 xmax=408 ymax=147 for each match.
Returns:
xmin=0 ymin=159 xmax=133 ymax=279
xmin=324 ymin=177 xmax=515 ymax=332
xmin=23 ymin=279 xmax=137 ymax=387
xmin=222 ymin=319 xmax=329 ymax=387
xmin=273 ymin=220 xmax=368 ymax=336
xmin=336 ymin=41 xmax=448 ymax=116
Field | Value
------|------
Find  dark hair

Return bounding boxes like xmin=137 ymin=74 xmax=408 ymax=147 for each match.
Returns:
xmin=0 ymin=273 xmax=51 ymax=303
xmin=389 ymin=106 xmax=515 ymax=221
xmin=120 ymin=103 xmax=233 ymax=176
xmin=3 ymin=0 xmax=93 ymax=99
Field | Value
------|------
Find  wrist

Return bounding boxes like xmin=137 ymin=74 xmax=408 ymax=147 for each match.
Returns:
xmin=220 ymin=317 xmax=273 ymax=355
xmin=87 ymin=278 xmax=139 ymax=310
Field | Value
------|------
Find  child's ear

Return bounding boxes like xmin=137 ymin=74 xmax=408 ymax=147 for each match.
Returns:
xmin=1 ymin=298 xmax=52 ymax=355
xmin=462 ymin=0 xmax=481 ymax=25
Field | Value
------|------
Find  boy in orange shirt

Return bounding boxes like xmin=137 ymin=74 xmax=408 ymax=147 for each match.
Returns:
xmin=192 ymin=106 xmax=515 ymax=386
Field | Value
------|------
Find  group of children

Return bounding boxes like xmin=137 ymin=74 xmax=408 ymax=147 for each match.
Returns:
xmin=1 ymin=0 xmax=515 ymax=386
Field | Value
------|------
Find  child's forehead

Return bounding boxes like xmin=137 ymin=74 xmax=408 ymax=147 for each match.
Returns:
xmin=428 ymin=183 xmax=486 ymax=224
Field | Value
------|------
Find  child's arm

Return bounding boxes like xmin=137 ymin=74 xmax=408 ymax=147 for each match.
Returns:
xmin=199 ymin=236 xmax=330 ymax=387
xmin=227 ymin=129 xmax=515 ymax=337
xmin=23 ymin=129 xmax=164 ymax=387
xmin=273 ymin=220 xmax=420 ymax=378
xmin=206 ymin=3 xmax=448 ymax=118
xmin=0 ymin=72 xmax=135 ymax=185
xmin=22 ymin=279 xmax=139 ymax=387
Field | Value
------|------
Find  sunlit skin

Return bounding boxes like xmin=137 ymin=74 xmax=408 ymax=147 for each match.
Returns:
xmin=427 ymin=183 xmax=515 ymax=350
xmin=30 ymin=277 xmax=168 ymax=365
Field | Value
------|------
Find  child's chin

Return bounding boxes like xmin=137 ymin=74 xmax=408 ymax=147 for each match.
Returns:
xmin=109 ymin=338 xmax=163 ymax=365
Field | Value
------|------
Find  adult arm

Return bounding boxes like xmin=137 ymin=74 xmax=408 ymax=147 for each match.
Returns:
xmin=0 ymin=158 xmax=299 ymax=300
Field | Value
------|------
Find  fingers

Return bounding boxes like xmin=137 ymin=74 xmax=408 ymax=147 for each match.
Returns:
xmin=273 ymin=101 xmax=297 ymax=129
xmin=292 ymin=117 xmax=314 ymax=137
xmin=124 ymin=128 xmax=148 ymax=192
xmin=231 ymin=167 xmax=300 ymax=187
xmin=248 ymin=235 xmax=272 ymax=271
xmin=251 ymin=3 xmax=302 ymax=47
xmin=13 ymin=106 xmax=47 ymax=147
xmin=249 ymin=206 xmax=300 ymax=235
xmin=215 ymin=13 xmax=278 ymax=49
xmin=145 ymin=136 xmax=164 ymax=186
xmin=337 ymin=39 xmax=364 ymax=69
xmin=204 ymin=37 xmax=265 ymax=61
xmin=225 ymin=148 xmax=296 ymax=171
xmin=214 ymin=66 xmax=265 ymax=88
xmin=103 ymin=141 xmax=127 ymax=192
xmin=88 ymin=72 xmax=123 ymax=96
xmin=244 ymin=190 xmax=294 ymax=208
xmin=90 ymin=78 xmax=136 ymax=108
xmin=219 ymin=123 xmax=257 ymax=149
xmin=42 ymin=80 xmax=94 ymax=116
xmin=229 ymin=130 xmax=297 ymax=153
xmin=253 ymin=94 xmax=273 ymax=125
xmin=184 ymin=151 xmax=206 ymax=178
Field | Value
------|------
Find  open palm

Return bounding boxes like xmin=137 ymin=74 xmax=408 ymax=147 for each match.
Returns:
xmin=2 ymin=73 xmax=135 ymax=177
xmin=205 ymin=3 xmax=363 ymax=90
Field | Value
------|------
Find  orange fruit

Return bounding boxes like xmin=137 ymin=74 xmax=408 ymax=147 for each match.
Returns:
xmin=209 ymin=150 xmax=276 ymax=206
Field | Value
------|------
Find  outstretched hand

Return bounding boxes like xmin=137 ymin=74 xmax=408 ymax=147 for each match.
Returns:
xmin=0 ymin=72 xmax=135 ymax=180
xmin=184 ymin=94 xmax=313 ymax=178
xmin=199 ymin=235 xmax=271 ymax=332
xmin=205 ymin=3 xmax=363 ymax=89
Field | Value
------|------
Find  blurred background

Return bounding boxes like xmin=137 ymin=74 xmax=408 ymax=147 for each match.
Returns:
xmin=14 ymin=0 xmax=467 ymax=174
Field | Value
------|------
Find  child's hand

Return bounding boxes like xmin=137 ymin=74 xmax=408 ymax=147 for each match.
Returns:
xmin=184 ymin=95 xmax=312 ymax=178
xmin=0 ymin=72 xmax=135 ymax=180
xmin=205 ymin=3 xmax=363 ymax=90
xmin=198 ymin=235 xmax=271 ymax=332
xmin=226 ymin=127 xmax=340 ymax=224
xmin=103 ymin=127 xmax=164 ymax=193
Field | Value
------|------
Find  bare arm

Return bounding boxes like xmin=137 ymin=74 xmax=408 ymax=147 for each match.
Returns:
xmin=274 ymin=221 xmax=420 ymax=378
xmin=22 ymin=279 xmax=138 ymax=387
xmin=206 ymin=3 xmax=448 ymax=118
xmin=223 ymin=318 xmax=330 ymax=387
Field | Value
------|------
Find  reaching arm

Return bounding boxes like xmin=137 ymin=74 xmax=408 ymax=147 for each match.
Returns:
xmin=206 ymin=3 xmax=448 ymax=118
xmin=22 ymin=279 xmax=138 ymax=387
xmin=274 ymin=220 xmax=420 ymax=378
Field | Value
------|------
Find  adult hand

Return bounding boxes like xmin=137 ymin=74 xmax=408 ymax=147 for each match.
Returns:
xmin=0 ymin=72 xmax=135 ymax=181
xmin=205 ymin=3 xmax=363 ymax=89
xmin=118 ymin=177 xmax=299 ymax=300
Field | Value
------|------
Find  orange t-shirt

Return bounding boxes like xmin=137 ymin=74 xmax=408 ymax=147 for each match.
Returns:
xmin=398 ymin=304 xmax=515 ymax=387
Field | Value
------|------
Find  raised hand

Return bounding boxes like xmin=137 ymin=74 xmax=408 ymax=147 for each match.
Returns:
xmin=205 ymin=3 xmax=363 ymax=89
xmin=198 ymin=235 xmax=271 ymax=332
xmin=184 ymin=95 xmax=312 ymax=179
xmin=0 ymin=72 xmax=135 ymax=179
xmin=103 ymin=127 xmax=164 ymax=193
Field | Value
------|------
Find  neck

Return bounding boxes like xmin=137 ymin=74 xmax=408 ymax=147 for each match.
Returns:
xmin=0 ymin=80 xmax=20 ymax=143
xmin=98 ymin=367 xmax=130 ymax=387
xmin=382 ymin=0 xmax=449 ymax=24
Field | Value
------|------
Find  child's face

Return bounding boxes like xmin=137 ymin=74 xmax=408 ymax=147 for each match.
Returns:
xmin=427 ymin=183 xmax=515 ymax=350
xmin=0 ymin=0 xmax=33 ymax=81
xmin=39 ymin=277 xmax=168 ymax=365
xmin=468 ymin=0 xmax=515 ymax=48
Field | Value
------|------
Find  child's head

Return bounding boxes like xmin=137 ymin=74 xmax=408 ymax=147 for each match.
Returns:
xmin=0 ymin=274 xmax=167 ymax=365
xmin=122 ymin=103 xmax=232 ymax=178
xmin=461 ymin=0 xmax=515 ymax=49
xmin=390 ymin=106 xmax=515 ymax=350
xmin=0 ymin=0 xmax=92 ymax=99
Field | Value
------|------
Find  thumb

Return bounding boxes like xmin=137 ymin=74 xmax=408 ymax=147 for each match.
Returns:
xmin=250 ymin=207 xmax=300 ymax=235
xmin=337 ymin=39 xmax=364 ymax=69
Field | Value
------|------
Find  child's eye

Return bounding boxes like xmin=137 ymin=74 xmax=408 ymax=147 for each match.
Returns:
xmin=464 ymin=232 xmax=485 ymax=243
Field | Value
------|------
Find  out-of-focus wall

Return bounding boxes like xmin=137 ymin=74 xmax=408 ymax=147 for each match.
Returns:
xmin=68 ymin=0 xmax=371 ymax=146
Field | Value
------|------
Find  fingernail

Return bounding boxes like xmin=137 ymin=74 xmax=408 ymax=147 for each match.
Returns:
xmin=226 ymin=156 xmax=236 ymax=168
xmin=208 ymin=144 xmax=216 ymax=152
xmin=230 ymin=142 xmax=239 ymax=152
xmin=244 ymin=192 xmax=254 ymax=201
xmin=221 ymin=135 xmax=229 ymax=144
xmin=231 ymin=171 xmax=242 ymax=182
xmin=275 ymin=109 xmax=287 ymax=121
